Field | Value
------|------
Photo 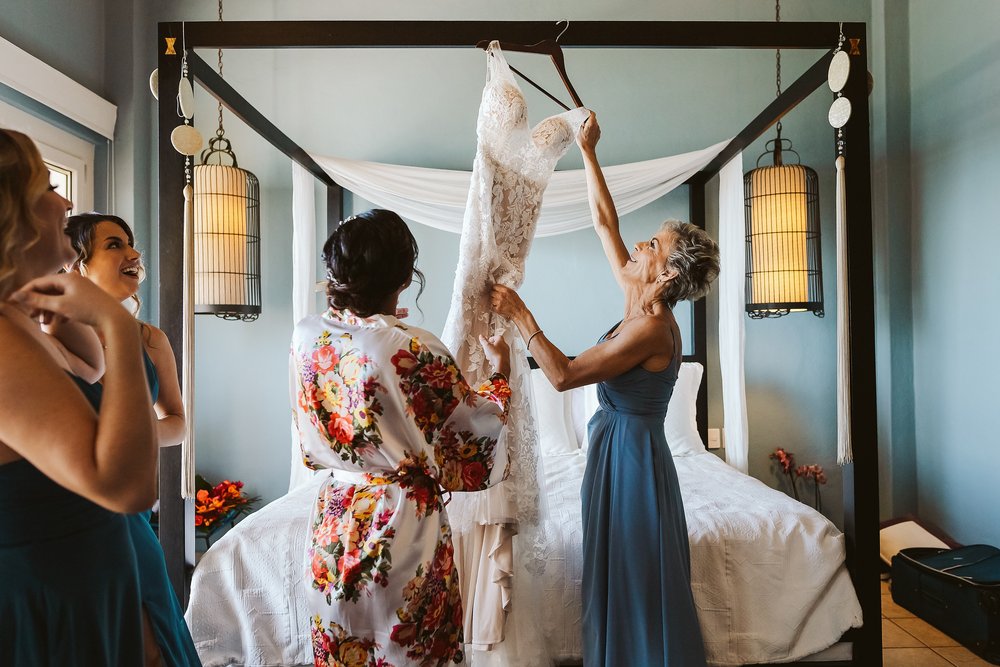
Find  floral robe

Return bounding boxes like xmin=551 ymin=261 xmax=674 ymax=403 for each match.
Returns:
xmin=291 ymin=307 xmax=511 ymax=667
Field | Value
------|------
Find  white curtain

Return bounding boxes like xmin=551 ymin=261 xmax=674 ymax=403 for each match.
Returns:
xmin=309 ymin=140 xmax=729 ymax=237
xmin=718 ymin=154 xmax=750 ymax=473
xmin=288 ymin=163 xmax=318 ymax=493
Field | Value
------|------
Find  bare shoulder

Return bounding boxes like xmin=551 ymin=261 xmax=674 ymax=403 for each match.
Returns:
xmin=621 ymin=313 xmax=674 ymax=345
xmin=141 ymin=322 xmax=171 ymax=349
xmin=141 ymin=323 xmax=175 ymax=362
xmin=625 ymin=314 xmax=676 ymax=371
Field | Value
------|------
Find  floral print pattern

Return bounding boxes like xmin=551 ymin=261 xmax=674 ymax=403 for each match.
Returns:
xmin=391 ymin=338 xmax=470 ymax=444
xmin=297 ymin=330 xmax=385 ymax=465
xmin=311 ymin=616 xmax=394 ymax=667
xmin=292 ymin=308 xmax=511 ymax=666
xmin=310 ymin=482 xmax=395 ymax=604
xmin=390 ymin=527 xmax=465 ymax=666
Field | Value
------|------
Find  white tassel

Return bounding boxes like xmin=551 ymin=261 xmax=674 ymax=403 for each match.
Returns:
xmin=836 ymin=156 xmax=852 ymax=465
xmin=181 ymin=183 xmax=197 ymax=498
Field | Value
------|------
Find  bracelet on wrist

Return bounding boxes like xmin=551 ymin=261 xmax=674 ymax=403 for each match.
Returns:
xmin=525 ymin=329 xmax=543 ymax=349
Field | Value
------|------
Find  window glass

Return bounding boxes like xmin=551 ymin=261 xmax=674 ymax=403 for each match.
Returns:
xmin=45 ymin=161 xmax=74 ymax=209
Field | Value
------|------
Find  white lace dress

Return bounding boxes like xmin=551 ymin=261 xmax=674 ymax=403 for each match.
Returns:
xmin=440 ymin=42 xmax=589 ymax=661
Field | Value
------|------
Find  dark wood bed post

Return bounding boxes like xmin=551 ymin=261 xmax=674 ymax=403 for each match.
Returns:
xmin=841 ymin=23 xmax=881 ymax=667
xmin=688 ymin=183 xmax=709 ymax=443
xmin=155 ymin=20 xmax=881 ymax=665
xmin=156 ymin=21 xmax=189 ymax=606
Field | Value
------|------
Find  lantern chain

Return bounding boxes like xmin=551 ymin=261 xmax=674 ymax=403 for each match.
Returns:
xmin=775 ymin=0 xmax=782 ymax=135
xmin=216 ymin=0 xmax=225 ymax=140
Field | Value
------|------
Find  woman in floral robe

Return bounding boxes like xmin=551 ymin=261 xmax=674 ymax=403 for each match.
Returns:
xmin=291 ymin=209 xmax=511 ymax=667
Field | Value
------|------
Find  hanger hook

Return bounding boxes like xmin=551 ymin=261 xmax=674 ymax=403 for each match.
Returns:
xmin=556 ymin=20 xmax=570 ymax=43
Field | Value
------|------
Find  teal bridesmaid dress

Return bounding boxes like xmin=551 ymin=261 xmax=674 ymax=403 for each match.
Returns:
xmin=87 ymin=351 xmax=202 ymax=667
xmin=0 ymin=349 xmax=201 ymax=666
xmin=0 ymin=376 xmax=145 ymax=665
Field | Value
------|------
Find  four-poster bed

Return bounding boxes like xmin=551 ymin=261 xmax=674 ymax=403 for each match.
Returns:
xmin=156 ymin=19 xmax=879 ymax=666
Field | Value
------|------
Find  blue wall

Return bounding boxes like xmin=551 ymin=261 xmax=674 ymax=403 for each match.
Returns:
xmin=3 ymin=1 xmax=881 ymax=528
xmin=908 ymin=0 xmax=1000 ymax=545
xmin=140 ymin=0 xmax=872 ymax=518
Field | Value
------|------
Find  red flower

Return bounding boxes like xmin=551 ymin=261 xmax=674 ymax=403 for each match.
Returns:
xmin=327 ymin=414 xmax=354 ymax=445
xmin=410 ymin=389 xmax=434 ymax=421
xmin=391 ymin=349 xmax=419 ymax=376
xmin=424 ymin=590 xmax=448 ymax=628
xmin=419 ymin=358 xmax=457 ymax=389
xmin=769 ymin=448 xmax=796 ymax=474
xmin=461 ymin=461 xmax=486 ymax=490
xmin=796 ymin=464 xmax=828 ymax=485
xmin=312 ymin=345 xmax=340 ymax=372
xmin=409 ymin=479 xmax=435 ymax=515
xmin=432 ymin=542 xmax=454 ymax=577
xmin=338 ymin=549 xmax=362 ymax=585
xmin=311 ymin=553 xmax=330 ymax=581
xmin=390 ymin=622 xmax=417 ymax=645
xmin=299 ymin=384 xmax=322 ymax=411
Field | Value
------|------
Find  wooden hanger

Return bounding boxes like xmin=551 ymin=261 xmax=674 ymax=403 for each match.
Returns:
xmin=475 ymin=38 xmax=584 ymax=110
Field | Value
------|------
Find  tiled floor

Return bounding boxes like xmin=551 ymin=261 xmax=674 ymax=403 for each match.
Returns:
xmin=881 ymin=579 xmax=995 ymax=666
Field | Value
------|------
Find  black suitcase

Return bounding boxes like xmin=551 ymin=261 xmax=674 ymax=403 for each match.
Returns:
xmin=891 ymin=544 xmax=1000 ymax=664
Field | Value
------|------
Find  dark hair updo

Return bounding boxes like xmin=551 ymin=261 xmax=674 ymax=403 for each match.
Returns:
xmin=322 ymin=209 xmax=424 ymax=317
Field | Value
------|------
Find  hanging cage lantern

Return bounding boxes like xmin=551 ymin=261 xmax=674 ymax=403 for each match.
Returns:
xmin=193 ymin=132 xmax=261 ymax=321
xmin=744 ymin=126 xmax=824 ymax=318
xmin=743 ymin=9 xmax=824 ymax=320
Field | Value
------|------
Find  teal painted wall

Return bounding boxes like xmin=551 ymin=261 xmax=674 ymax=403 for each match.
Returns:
xmin=2 ymin=0 xmax=882 ymax=524
xmin=908 ymin=0 xmax=1000 ymax=545
xmin=138 ymin=0 xmax=871 ymax=520
xmin=870 ymin=0 xmax=918 ymax=521
xmin=0 ymin=0 xmax=107 ymax=95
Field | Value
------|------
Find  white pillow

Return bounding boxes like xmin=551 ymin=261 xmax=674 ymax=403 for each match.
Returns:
xmin=879 ymin=520 xmax=949 ymax=565
xmin=529 ymin=368 xmax=578 ymax=456
xmin=569 ymin=383 xmax=601 ymax=452
xmin=664 ymin=362 xmax=706 ymax=457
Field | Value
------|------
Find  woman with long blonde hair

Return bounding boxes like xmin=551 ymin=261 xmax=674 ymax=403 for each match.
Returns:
xmin=0 ymin=128 xmax=158 ymax=665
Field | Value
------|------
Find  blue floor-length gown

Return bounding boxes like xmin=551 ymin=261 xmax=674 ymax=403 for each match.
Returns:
xmin=581 ymin=323 xmax=707 ymax=666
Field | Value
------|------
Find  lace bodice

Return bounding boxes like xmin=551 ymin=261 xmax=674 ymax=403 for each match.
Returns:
xmin=476 ymin=42 xmax=590 ymax=293
xmin=441 ymin=43 xmax=589 ymax=526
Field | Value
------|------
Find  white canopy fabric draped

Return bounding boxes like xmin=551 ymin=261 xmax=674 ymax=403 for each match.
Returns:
xmin=310 ymin=140 xmax=730 ymax=237
xmin=718 ymin=154 xmax=750 ymax=473
xmin=289 ymin=163 xmax=319 ymax=492
xmin=288 ymin=140 xmax=754 ymax=494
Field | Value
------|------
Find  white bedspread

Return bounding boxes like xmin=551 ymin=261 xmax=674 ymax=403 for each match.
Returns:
xmin=536 ymin=451 xmax=862 ymax=665
xmin=187 ymin=453 xmax=861 ymax=667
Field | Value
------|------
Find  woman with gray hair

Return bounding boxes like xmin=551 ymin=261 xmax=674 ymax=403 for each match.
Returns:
xmin=489 ymin=112 xmax=719 ymax=667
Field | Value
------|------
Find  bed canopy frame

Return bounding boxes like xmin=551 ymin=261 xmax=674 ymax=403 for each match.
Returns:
xmin=156 ymin=19 xmax=879 ymax=666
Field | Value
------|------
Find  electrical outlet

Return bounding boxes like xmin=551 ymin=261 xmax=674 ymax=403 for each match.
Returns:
xmin=707 ymin=428 xmax=723 ymax=450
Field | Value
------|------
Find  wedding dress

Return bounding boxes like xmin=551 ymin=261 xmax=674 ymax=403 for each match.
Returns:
xmin=440 ymin=42 xmax=589 ymax=665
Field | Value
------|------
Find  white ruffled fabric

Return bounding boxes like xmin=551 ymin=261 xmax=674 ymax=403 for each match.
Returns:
xmin=309 ymin=141 xmax=729 ymax=238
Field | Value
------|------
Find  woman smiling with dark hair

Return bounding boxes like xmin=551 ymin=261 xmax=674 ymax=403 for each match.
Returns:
xmin=291 ymin=209 xmax=514 ymax=666
xmin=65 ymin=211 xmax=199 ymax=667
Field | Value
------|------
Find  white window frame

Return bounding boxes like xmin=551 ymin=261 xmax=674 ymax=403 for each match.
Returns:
xmin=0 ymin=99 xmax=95 ymax=213
xmin=0 ymin=37 xmax=116 ymax=140
xmin=0 ymin=35 xmax=118 ymax=214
